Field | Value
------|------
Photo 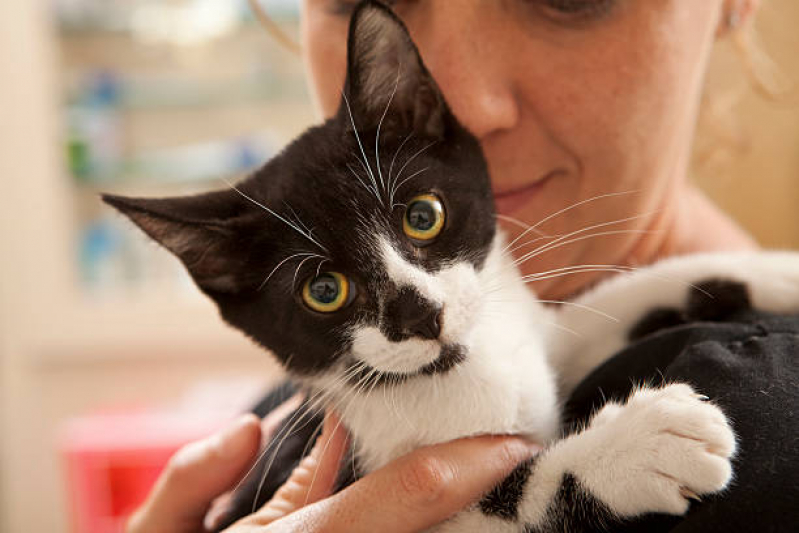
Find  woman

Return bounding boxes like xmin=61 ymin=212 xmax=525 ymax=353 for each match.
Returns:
xmin=128 ymin=1 xmax=772 ymax=531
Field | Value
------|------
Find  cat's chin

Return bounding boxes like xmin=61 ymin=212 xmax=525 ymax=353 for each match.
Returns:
xmin=351 ymin=343 xmax=467 ymax=386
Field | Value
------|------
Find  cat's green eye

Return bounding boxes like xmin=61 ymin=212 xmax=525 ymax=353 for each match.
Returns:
xmin=303 ymin=272 xmax=350 ymax=313
xmin=403 ymin=194 xmax=445 ymax=245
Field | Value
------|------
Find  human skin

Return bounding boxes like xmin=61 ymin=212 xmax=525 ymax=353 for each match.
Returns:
xmin=301 ymin=0 xmax=758 ymax=300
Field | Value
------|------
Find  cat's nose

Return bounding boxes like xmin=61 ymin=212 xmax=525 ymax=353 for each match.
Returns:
xmin=384 ymin=287 xmax=443 ymax=341
xmin=403 ymin=308 xmax=441 ymax=340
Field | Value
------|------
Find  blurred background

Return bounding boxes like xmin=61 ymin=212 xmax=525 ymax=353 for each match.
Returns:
xmin=0 ymin=0 xmax=797 ymax=531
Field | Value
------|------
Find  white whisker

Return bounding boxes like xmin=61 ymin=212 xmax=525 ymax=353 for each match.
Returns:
xmin=259 ymin=252 xmax=323 ymax=291
xmin=502 ymin=190 xmax=641 ymax=254
xmin=222 ymin=178 xmax=328 ymax=253
xmin=375 ymin=67 xmax=402 ymax=203
xmin=342 ymin=93 xmax=380 ymax=202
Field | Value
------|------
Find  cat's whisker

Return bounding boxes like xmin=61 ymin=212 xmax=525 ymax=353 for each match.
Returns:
xmin=520 ymin=267 xmax=639 ymax=285
xmin=533 ymin=299 xmax=620 ymax=323
xmin=509 ymin=211 xmax=661 ymax=270
xmin=375 ymin=68 xmax=402 ymax=204
xmin=390 ymin=141 xmax=438 ymax=201
xmin=511 ymin=229 xmax=656 ymax=271
xmin=247 ymin=361 xmax=368 ymax=511
xmin=501 ymin=190 xmax=642 ymax=254
xmin=536 ymin=317 xmax=584 ymax=338
xmin=284 ymin=201 xmax=312 ymax=235
xmin=348 ymin=163 xmax=381 ymax=201
xmin=483 ymin=263 xmax=638 ymax=294
xmin=293 ymin=254 xmax=323 ymax=288
xmin=392 ymin=166 xmax=429 ymax=196
xmin=259 ymin=252 xmax=323 ymax=291
xmin=388 ymin=133 xmax=414 ymax=206
xmin=495 ymin=213 xmax=548 ymax=237
xmin=315 ymin=258 xmax=328 ymax=279
xmin=249 ymin=364 xmax=368 ymax=513
xmin=303 ymin=368 xmax=378 ymax=507
xmin=221 ymin=178 xmax=329 ymax=254
xmin=342 ymin=93 xmax=381 ymax=203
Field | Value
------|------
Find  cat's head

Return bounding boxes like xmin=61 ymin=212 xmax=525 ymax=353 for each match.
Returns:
xmin=104 ymin=1 xmax=496 ymax=388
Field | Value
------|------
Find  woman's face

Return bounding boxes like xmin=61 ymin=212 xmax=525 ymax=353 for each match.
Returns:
xmin=300 ymin=0 xmax=735 ymax=298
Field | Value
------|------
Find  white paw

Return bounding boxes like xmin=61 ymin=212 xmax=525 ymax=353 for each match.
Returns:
xmin=575 ymin=383 xmax=736 ymax=517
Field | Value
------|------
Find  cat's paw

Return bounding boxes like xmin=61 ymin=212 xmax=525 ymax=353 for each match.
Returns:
xmin=574 ymin=383 xmax=736 ymax=517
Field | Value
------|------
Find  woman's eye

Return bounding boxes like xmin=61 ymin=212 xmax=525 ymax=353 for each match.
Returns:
xmin=403 ymin=194 xmax=445 ymax=246
xmin=302 ymin=272 xmax=351 ymax=313
xmin=537 ymin=0 xmax=616 ymax=18
xmin=329 ymin=0 xmax=399 ymax=17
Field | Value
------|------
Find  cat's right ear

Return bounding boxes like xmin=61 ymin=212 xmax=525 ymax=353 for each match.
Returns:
xmin=343 ymin=0 xmax=449 ymax=140
xmin=102 ymin=190 xmax=263 ymax=295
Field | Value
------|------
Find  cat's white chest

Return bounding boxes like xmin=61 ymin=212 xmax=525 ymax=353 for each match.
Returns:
xmin=343 ymin=247 xmax=560 ymax=472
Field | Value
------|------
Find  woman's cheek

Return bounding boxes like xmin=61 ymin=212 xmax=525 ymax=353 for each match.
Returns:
xmin=301 ymin=1 xmax=349 ymax=119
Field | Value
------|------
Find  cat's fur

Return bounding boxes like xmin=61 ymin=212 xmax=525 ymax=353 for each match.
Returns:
xmin=104 ymin=2 xmax=799 ymax=531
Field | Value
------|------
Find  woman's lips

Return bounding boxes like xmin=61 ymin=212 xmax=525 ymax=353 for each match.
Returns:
xmin=493 ymin=174 xmax=554 ymax=215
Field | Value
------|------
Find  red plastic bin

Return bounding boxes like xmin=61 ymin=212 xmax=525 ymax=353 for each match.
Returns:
xmin=59 ymin=410 xmax=231 ymax=533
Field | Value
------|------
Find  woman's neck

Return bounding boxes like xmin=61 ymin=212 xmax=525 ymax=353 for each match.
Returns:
xmin=541 ymin=185 xmax=758 ymax=301
xmin=630 ymin=185 xmax=758 ymax=264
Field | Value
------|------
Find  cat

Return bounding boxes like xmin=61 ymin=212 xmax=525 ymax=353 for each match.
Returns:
xmin=103 ymin=2 xmax=799 ymax=530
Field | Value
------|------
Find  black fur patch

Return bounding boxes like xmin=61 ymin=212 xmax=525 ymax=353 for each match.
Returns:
xmin=479 ymin=457 xmax=536 ymax=521
xmin=524 ymin=473 xmax=616 ymax=533
xmin=628 ymin=279 xmax=753 ymax=342
xmin=687 ymin=279 xmax=752 ymax=321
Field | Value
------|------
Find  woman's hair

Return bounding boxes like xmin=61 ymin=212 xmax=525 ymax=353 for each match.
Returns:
xmin=694 ymin=14 xmax=795 ymax=172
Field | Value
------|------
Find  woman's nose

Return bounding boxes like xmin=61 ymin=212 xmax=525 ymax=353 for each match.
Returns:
xmin=408 ymin=3 xmax=521 ymax=140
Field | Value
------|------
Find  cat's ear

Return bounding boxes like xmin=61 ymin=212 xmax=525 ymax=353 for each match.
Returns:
xmin=343 ymin=0 xmax=448 ymax=139
xmin=102 ymin=190 xmax=262 ymax=295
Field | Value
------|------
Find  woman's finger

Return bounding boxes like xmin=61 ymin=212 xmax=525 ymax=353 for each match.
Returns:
xmin=247 ymin=411 xmax=350 ymax=525
xmin=127 ymin=413 xmax=262 ymax=533
xmin=204 ymin=393 xmax=306 ymax=531
xmin=237 ymin=433 xmax=540 ymax=532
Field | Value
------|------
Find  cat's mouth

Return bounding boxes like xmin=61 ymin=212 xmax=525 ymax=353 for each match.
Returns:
xmin=349 ymin=343 xmax=467 ymax=386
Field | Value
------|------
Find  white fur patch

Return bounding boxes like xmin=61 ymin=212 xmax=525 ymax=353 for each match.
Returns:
xmin=351 ymin=328 xmax=440 ymax=373
xmin=335 ymin=233 xmax=560 ymax=472
xmin=519 ymin=384 xmax=735 ymax=527
xmin=349 ymin=237 xmax=484 ymax=375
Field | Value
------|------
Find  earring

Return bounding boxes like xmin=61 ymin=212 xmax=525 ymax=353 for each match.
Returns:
xmin=725 ymin=8 xmax=742 ymax=31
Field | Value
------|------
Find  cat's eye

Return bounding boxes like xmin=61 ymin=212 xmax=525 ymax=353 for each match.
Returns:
xmin=403 ymin=194 xmax=445 ymax=245
xmin=302 ymin=272 xmax=350 ymax=313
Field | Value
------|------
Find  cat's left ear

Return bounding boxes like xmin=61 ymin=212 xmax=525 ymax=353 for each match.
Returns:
xmin=343 ymin=1 xmax=449 ymax=140
xmin=102 ymin=190 xmax=264 ymax=295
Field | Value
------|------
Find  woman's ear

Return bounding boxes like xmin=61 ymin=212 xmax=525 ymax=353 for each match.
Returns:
xmin=341 ymin=0 xmax=449 ymax=140
xmin=103 ymin=190 xmax=264 ymax=294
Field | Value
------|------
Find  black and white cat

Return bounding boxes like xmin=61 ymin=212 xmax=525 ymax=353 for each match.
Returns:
xmin=104 ymin=2 xmax=799 ymax=531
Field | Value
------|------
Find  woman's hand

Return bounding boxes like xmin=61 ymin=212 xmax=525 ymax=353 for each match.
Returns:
xmin=126 ymin=395 xmax=303 ymax=533
xmin=127 ymin=400 xmax=540 ymax=533
xmin=227 ymin=412 xmax=540 ymax=532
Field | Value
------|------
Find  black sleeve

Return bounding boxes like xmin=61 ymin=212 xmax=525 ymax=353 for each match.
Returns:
xmin=564 ymin=310 xmax=799 ymax=533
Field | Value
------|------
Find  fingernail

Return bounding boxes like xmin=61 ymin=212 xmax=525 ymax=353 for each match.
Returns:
xmin=506 ymin=437 xmax=543 ymax=459
xmin=215 ymin=414 xmax=259 ymax=460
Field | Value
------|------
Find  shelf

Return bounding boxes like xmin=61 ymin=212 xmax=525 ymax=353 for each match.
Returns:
xmin=28 ymin=287 xmax=273 ymax=367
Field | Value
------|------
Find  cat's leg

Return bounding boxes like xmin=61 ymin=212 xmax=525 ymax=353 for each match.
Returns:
xmin=438 ymin=383 xmax=736 ymax=533
xmin=521 ymin=383 xmax=735 ymax=531
xmin=552 ymin=251 xmax=799 ymax=395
